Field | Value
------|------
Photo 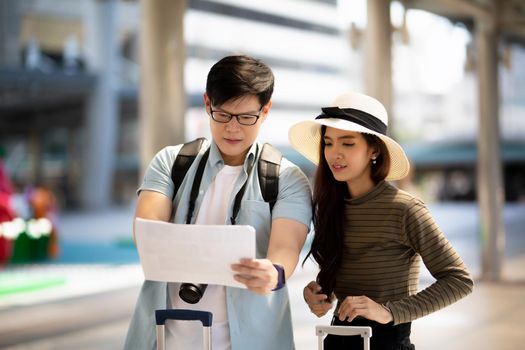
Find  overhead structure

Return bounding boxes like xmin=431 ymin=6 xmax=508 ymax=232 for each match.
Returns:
xmin=403 ymin=0 xmax=525 ymax=46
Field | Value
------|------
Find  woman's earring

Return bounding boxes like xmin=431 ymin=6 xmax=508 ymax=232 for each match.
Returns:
xmin=372 ymin=157 xmax=377 ymax=165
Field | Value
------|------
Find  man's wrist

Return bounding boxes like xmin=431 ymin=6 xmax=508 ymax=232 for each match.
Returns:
xmin=272 ymin=264 xmax=285 ymax=291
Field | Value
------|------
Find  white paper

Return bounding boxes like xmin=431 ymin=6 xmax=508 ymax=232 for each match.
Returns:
xmin=134 ymin=217 xmax=256 ymax=288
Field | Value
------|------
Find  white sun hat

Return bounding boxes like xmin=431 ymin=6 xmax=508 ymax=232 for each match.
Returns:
xmin=288 ymin=91 xmax=410 ymax=181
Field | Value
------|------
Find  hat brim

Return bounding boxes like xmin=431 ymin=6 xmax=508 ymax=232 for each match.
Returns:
xmin=288 ymin=118 xmax=410 ymax=181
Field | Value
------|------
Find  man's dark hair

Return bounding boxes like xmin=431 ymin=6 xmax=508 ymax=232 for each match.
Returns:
xmin=206 ymin=55 xmax=274 ymax=107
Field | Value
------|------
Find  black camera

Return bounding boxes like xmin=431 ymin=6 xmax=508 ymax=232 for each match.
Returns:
xmin=179 ymin=283 xmax=208 ymax=304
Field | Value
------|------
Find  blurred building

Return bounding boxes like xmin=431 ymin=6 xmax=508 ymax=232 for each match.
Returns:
xmin=0 ymin=0 xmax=350 ymax=209
xmin=1 ymin=0 xmax=524 ymax=209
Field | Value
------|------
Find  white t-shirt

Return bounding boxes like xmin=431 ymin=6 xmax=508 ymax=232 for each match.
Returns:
xmin=166 ymin=164 xmax=243 ymax=350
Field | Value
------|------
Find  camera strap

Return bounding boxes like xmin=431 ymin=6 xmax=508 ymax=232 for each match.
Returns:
xmin=185 ymin=147 xmax=210 ymax=224
xmin=230 ymin=144 xmax=258 ymax=225
xmin=185 ymin=144 xmax=259 ymax=225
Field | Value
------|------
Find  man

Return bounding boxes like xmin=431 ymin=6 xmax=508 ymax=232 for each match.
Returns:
xmin=124 ymin=55 xmax=312 ymax=349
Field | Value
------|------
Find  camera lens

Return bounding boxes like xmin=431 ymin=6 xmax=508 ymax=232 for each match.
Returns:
xmin=179 ymin=283 xmax=207 ymax=304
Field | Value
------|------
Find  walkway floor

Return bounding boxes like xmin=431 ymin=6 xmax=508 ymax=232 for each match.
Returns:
xmin=0 ymin=203 xmax=524 ymax=349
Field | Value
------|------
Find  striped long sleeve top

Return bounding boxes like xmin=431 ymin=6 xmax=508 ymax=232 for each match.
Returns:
xmin=334 ymin=181 xmax=473 ymax=325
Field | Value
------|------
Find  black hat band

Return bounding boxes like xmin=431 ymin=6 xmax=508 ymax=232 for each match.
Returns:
xmin=315 ymin=107 xmax=387 ymax=135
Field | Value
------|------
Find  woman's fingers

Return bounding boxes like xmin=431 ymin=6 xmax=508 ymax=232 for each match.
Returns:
xmin=310 ymin=300 xmax=333 ymax=317
xmin=337 ymin=296 xmax=393 ymax=324
xmin=303 ymin=281 xmax=333 ymax=317
xmin=338 ymin=295 xmax=362 ymax=321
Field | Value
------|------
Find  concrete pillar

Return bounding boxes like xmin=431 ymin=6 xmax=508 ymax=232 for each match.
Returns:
xmin=139 ymin=0 xmax=187 ymax=178
xmin=365 ymin=0 xmax=393 ymax=120
xmin=80 ymin=0 xmax=119 ymax=208
xmin=476 ymin=20 xmax=505 ymax=281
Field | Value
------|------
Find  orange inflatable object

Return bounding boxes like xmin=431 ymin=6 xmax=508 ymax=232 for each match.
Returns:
xmin=29 ymin=187 xmax=60 ymax=259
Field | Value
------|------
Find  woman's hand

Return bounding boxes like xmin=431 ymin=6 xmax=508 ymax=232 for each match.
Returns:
xmin=231 ymin=258 xmax=277 ymax=295
xmin=337 ymin=295 xmax=393 ymax=324
xmin=303 ymin=281 xmax=333 ymax=317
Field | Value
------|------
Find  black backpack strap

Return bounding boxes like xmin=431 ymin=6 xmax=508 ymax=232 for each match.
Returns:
xmin=171 ymin=137 xmax=207 ymax=201
xmin=258 ymin=143 xmax=282 ymax=212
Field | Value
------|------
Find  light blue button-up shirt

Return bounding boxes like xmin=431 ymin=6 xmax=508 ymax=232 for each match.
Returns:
xmin=124 ymin=139 xmax=312 ymax=350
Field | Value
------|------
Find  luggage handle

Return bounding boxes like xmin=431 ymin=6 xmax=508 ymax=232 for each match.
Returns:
xmin=316 ymin=325 xmax=372 ymax=350
xmin=155 ymin=309 xmax=213 ymax=327
xmin=155 ymin=309 xmax=213 ymax=350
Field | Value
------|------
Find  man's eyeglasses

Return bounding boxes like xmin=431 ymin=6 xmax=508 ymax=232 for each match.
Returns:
xmin=209 ymin=106 xmax=263 ymax=126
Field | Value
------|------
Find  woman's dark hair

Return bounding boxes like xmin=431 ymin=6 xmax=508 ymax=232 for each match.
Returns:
xmin=303 ymin=126 xmax=390 ymax=297
xmin=206 ymin=55 xmax=274 ymax=107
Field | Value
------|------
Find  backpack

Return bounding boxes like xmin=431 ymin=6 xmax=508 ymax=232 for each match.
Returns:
xmin=171 ymin=138 xmax=282 ymax=224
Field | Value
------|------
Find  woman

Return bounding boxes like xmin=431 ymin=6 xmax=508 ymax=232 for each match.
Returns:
xmin=288 ymin=91 xmax=473 ymax=349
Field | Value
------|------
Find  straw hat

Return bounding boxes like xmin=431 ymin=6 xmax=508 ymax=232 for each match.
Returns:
xmin=288 ymin=91 xmax=410 ymax=181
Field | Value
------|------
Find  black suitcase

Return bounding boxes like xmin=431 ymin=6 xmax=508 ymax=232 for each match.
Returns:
xmin=316 ymin=325 xmax=372 ymax=350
